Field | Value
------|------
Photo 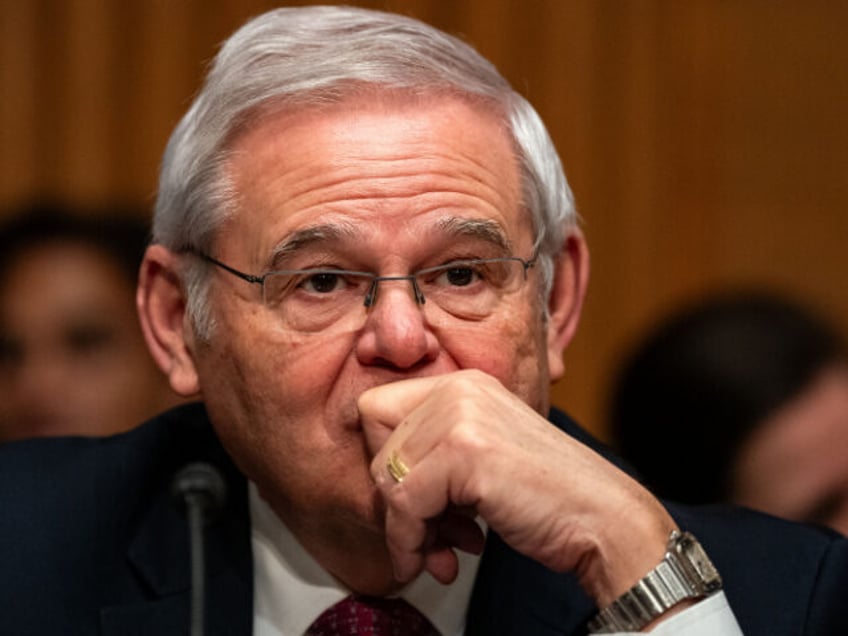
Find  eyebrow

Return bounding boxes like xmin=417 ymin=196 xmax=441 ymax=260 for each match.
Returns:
xmin=436 ymin=217 xmax=512 ymax=253
xmin=269 ymin=222 xmax=359 ymax=268
xmin=268 ymin=215 xmax=512 ymax=269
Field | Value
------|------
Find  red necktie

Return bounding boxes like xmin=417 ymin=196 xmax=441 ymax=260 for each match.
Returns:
xmin=306 ymin=595 xmax=439 ymax=636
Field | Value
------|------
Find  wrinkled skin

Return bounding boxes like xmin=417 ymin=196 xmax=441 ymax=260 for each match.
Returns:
xmin=138 ymin=93 xmax=674 ymax=605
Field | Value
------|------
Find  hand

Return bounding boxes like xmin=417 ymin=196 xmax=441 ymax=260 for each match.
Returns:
xmin=359 ymin=369 xmax=676 ymax=606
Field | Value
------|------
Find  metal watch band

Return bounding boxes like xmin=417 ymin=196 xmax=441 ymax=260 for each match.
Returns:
xmin=587 ymin=530 xmax=722 ymax=634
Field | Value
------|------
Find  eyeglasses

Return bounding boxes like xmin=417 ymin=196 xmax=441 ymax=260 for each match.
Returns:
xmin=192 ymin=250 xmax=536 ymax=333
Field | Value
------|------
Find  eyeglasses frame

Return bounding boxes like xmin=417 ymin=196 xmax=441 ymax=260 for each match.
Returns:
xmin=188 ymin=249 xmax=537 ymax=311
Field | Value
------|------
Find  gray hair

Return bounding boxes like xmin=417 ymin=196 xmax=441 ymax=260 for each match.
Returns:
xmin=153 ymin=5 xmax=577 ymax=337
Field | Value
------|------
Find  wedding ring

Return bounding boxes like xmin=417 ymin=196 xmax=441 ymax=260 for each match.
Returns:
xmin=387 ymin=450 xmax=410 ymax=483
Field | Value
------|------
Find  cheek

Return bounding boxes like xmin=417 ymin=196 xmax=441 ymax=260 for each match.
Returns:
xmin=195 ymin=319 xmax=357 ymax=460
xmin=200 ymin=327 xmax=345 ymax=416
xmin=195 ymin=322 xmax=383 ymax=526
xmin=440 ymin=306 xmax=549 ymax=408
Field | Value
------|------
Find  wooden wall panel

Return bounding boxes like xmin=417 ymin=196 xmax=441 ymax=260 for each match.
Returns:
xmin=0 ymin=1 xmax=40 ymax=201
xmin=1 ymin=1 xmax=846 ymax=438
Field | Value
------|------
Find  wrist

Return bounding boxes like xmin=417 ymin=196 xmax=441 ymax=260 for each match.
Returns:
xmin=587 ymin=530 xmax=723 ymax=634
xmin=577 ymin=495 xmax=675 ymax=606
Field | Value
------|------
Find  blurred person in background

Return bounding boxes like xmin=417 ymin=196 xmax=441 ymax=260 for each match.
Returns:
xmin=0 ymin=205 xmax=180 ymax=442
xmin=610 ymin=290 xmax=848 ymax=535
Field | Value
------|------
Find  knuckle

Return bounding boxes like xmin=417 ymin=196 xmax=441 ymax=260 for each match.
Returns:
xmin=445 ymin=421 xmax=489 ymax=456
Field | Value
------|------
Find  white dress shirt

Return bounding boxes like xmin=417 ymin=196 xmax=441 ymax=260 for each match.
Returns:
xmin=249 ymin=484 xmax=742 ymax=635
xmin=250 ymin=483 xmax=480 ymax=636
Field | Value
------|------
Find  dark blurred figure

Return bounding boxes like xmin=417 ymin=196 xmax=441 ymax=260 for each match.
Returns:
xmin=610 ymin=291 xmax=848 ymax=535
xmin=0 ymin=205 xmax=179 ymax=442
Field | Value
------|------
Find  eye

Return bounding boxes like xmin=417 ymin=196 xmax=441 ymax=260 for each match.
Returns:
xmin=426 ymin=260 xmax=504 ymax=289
xmin=291 ymin=270 xmax=374 ymax=298
xmin=301 ymin=271 xmax=344 ymax=294
xmin=442 ymin=265 xmax=477 ymax=287
xmin=424 ymin=259 xmax=518 ymax=293
xmin=264 ymin=269 xmax=369 ymax=307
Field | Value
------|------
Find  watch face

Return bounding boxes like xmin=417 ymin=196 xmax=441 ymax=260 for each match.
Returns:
xmin=677 ymin=533 xmax=723 ymax=593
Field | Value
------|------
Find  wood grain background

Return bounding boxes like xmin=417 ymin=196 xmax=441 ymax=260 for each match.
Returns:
xmin=2 ymin=0 xmax=846 ymax=438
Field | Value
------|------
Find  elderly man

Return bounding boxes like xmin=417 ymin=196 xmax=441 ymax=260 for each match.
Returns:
xmin=2 ymin=6 xmax=847 ymax=635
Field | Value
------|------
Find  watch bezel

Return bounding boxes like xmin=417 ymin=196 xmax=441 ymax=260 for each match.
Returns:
xmin=671 ymin=531 xmax=723 ymax=595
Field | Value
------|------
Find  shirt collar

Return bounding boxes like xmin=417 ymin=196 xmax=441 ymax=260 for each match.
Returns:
xmin=249 ymin=482 xmax=482 ymax=636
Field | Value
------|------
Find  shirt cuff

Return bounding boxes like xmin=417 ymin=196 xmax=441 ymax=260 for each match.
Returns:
xmin=603 ymin=592 xmax=744 ymax=635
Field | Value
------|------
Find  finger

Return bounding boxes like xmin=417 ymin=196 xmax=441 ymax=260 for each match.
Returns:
xmin=422 ymin=543 xmax=459 ymax=584
xmin=358 ymin=375 xmax=443 ymax=431
xmin=383 ymin=509 xmax=468 ymax=585
xmin=384 ymin=502 xmax=428 ymax=582
xmin=358 ymin=375 xmax=444 ymax=455
xmin=383 ymin=510 xmax=482 ymax=584
xmin=379 ymin=452 xmax=451 ymax=582
xmin=379 ymin=451 xmax=476 ymax=581
xmin=358 ymin=375 xmax=444 ymax=424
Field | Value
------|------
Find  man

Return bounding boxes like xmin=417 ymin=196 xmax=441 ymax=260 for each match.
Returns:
xmin=2 ymin=6 xmax=846 ymax=635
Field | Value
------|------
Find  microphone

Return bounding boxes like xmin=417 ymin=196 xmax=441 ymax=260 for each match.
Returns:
xmin=171 ymin=462 xmax=227 ymax=636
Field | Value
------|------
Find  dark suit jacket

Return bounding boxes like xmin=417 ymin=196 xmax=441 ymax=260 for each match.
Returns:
xmin=2 ymin=402 xmax=847 ymax=635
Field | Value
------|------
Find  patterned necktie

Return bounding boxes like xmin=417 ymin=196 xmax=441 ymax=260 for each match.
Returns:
xmin=306 ymin=595 xmax=439 ymax=636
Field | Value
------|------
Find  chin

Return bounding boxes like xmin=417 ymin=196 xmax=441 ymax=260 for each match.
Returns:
xmin=342 ymin=479 xmax=388 ymax=534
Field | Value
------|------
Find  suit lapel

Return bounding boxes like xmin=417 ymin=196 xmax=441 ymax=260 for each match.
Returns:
xmin=466 ymin=532 xmax=595 ymax=635
xmin=100 ymin=404 xmax=255 ymax=635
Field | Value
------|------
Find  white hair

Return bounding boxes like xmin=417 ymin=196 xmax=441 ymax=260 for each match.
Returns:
xmin=153 ymin=5 xmax=577 ymax=337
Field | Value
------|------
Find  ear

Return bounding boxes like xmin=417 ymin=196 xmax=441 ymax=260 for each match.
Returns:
xmin=545 ymin=229 xmax=590 ymax=382
xmin=136 ymin=245 xmax=201 ymax=397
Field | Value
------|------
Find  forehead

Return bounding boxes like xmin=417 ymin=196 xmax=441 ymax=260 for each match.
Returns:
xmin=219 ymin=92 xmax=527 ymax=262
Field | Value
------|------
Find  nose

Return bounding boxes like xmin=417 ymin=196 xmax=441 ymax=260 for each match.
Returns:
xmin=364 ymin=275 xmax=425 ymax=308
xmin=355 ymin=277 xmax=440 ymax=370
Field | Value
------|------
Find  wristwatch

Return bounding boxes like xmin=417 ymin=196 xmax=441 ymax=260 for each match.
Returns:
xmin=587 ymin=530 xmax=723 ymax=634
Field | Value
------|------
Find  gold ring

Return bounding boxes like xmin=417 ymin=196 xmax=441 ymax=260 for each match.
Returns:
xmin=387 ymin=450 xmax=410 ymax=483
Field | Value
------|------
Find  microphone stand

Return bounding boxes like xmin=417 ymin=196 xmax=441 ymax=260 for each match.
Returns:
xmin=172 ymin=463 xmax=227 ymax=636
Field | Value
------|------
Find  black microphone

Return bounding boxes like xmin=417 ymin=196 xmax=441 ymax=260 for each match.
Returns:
xmin=171 ymin=462 xmax=227 ymax=636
